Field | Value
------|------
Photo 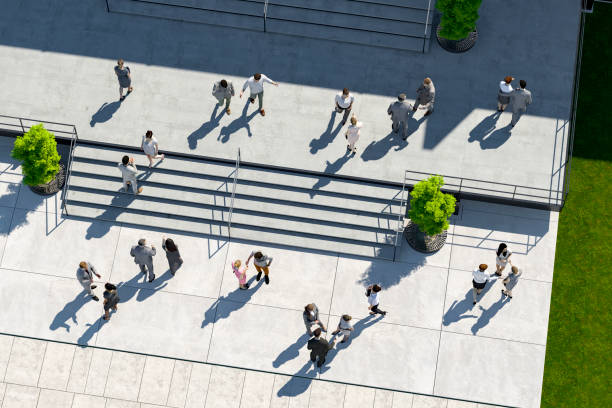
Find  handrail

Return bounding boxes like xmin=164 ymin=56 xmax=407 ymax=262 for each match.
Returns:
xmin=263 ymin=0 xmax=268 ymax=32
xmin=60 ymin=125 xmax=79 ymax=214
xmin=392 ymin=174 xmax=408 ymax=261
xmin=227 ymin=148 xmax=241 ymax=239
xmin=423 ymin=0 xmax=432 ymax=52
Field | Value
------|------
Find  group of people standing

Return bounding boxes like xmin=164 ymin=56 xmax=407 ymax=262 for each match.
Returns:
xmin=472 ymin=243 xmax=523 ymax=305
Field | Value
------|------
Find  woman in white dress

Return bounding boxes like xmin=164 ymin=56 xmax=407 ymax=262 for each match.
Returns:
xmin=331 ymin=314 xmax=354 ymax=343
xmin=497 ymin=76 xmax=514 ymax=112
xmin=141 ymin=130 xmax=165 ymax=167
xmin=345 ymin=115 xmax=362 ymax=154
xmin=495 ymin=243 xmax=512 ymax=276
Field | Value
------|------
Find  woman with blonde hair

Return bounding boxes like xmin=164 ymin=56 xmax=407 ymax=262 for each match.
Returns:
xmin=345 ymin=115 xmax=362 ymax=154
xmin=232 ymin=260 xmax=249 ymax=290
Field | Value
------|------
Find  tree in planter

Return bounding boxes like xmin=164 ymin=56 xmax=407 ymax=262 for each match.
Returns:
xmin=11 ymin=124 xmax=61 ymax=186
xmin=408 ymin=175 xmax=456 ymax=236
xmin=436 ymin=0 xmax=483 ymax=40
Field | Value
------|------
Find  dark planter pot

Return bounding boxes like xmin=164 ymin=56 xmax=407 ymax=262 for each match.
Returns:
xmin=436 ymin=25 xmax=478 ymax=53
xmin=404 ymin=220 xmax=448 ymax=253
xmin=28 ymin=164 xmax=66 ymax=195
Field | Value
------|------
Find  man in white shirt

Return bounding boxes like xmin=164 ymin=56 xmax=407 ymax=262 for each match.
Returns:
xmin=239 ymin=73 xmax=278 ymax=117
xmin=118 ymin=155 xmax=142 ymax=194
xmin=472 ymin=263 xmax=497 ymax=305
xmin=366 ymin=284 xmax=387 ymax=316
xmin=334 ymin=88 xmax=354 ymax=125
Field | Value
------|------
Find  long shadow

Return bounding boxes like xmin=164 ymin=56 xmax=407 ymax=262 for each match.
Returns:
xmin=90 ymin=101 xmax=121 ymax=127
xmin=217 ymin=102 xmax=258 ymax=143
xmin=361 ymin=131 xmax=409 ymax=162
xmin=77 ymin=316 xmax=108 ymax=346
xmin=309 ymin=151 xmax=352 ymax=197
xmin=49 ymin=290 xmax=91 ymax=332
xmin=471 ymin=294 xmax=509 ymax=335
xmin=187 ymin=104 xmax=223 ymax=149
xmin=115 ymin=272 xmax=145 ymax=304
xmin=276 ymin=361 xmax=317 ymax=397
xmin=479 ymin=125 xmax=513 ymax=150
xmin=443 ymin=280 xmax=496 ymax=326
xmin=319 ymin=314 xmax=383 ymax=373
xmin=85 ymin=188 xmax=137 ymax=239
xmin=468 ymin=111 xmax=502 ymax=144
xmin=309 ymin=111 xmax=343 ymax=154
xmin=201 ymin=276 xmax=263 ymax=328
xmin=136 ymin=269 xmax=172 ymax=302
xmin=357 ymin=255 xmax=425 ymax=289
xmin=272 ymin=333 xmax=310 ymax=368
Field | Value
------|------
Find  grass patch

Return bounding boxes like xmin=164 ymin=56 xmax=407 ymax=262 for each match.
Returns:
xmin=541 ymin=3 xmax=612 ymax=407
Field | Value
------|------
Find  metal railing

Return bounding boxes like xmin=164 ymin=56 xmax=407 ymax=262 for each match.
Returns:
xmin=0 ymin=115 xmax=79 ymax=214
xmin=227 ymin=148 xmax=241 ymax=239
xmin=392 ymin=178 xmax=409 ymax=261
xmin=423 ymin=0 xmax=433 ymax=52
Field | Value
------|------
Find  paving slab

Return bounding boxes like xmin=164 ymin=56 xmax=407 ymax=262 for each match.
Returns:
xmin=331 ymin=259 xmax=448 ymax=330
xmin=0 ymin=382 xmax=5 ymax=406
xmin=4 ymin=337 xmax=46 ymax=387
xmin=104 ymin=351 xmax=146 ymax=401
xmin=373 ymin=389 xmax=394 ymax=408
xmin=442 ymin=269 xmax=552 ymax=345
xmin=269 ymin=373 xmax=314 ymax=408
xmin=166 ymin=360 xmax=192 ymax=408
xmin=106 ymin=398 xmax=141 ymax=408
xmin=411 ymin=394 xmax=447 ymax=408
xmin=138 ymin=356 xmax=174 ymax=405
xmin=38 ymin=341 xmax=75 ymax=390
xmin=185 ymin=363 xmax=212 ymax=408
xmin=0 ymin=335 xmax=13 ymax=381
xmin=72 ymin=394 xmax=107 ymax=408
xmin=66 ymin=346 xmax=93 ymax=393
xmin=0 ymin=183 xmax=19 ymax=208
xmin=205 ymin=365 xmax=245 ymax=408
xmin=319 ymin=317 xmax=440 ymax=395
xmin=36 ymin=389 xmax=74 ymax=408
xmin=84 ymin=348 xmax=113 ymax=396
xmin=434 ymin=332 xmax=545 ymax=408
xmin=1 ymin=384 xmax=39 ymax=408
xmin=239 ymin=370 xmax=275 ymax=408
xmin=343 ymin=384 xmax=376 ymax=408
xmin=308 ymin=380 xmax=345 ymax=406
xmin=0 ymin=205 xmax=15 ymax=263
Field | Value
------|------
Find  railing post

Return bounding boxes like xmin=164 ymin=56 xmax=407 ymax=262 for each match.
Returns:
xmin=105 ymin=0 xmax=110 ymax=13
xmin=513 ymin=185 xmax=517 ymax=200
xmin=19 ymin=118 xmax=24 ymax=133
xmin=263 ymin=0 xmax=268 ymax=33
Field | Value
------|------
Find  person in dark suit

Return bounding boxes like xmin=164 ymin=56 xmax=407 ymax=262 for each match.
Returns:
xmin=307 ymin=327 xmax=335 ymax=368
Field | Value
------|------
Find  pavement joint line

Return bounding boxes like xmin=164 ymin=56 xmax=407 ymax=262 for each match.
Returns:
xmin=460 ymin=207 xmax=558 ymax=223
xmin=36 ymin=340 xmax=49 ymax=389
xmin=102 ymin=350 xmax=114 ymax=398
xmin=237 ymin=368 xmax=247 ymax=408
xmin=135 ymin=353 xmax=147 ymax=405
xmin=445 ymin=267 xmax=553 ymax=284
xmin=439 ymin=329 xmax=547 ymax=347
xmin=1 ymin=333 xmax=14 ymax=381
xmin=201 ymin=362 xmax=214 ymax=408
xmin=268 ymin=374 xmax=277 ymax=408
xmin=0 ymin=204 xmax=17 ymax=268
xmin=184 ymin=361 xmax=194 ymax=408
xmin=163 ymin=359 xmax=176 ymax=406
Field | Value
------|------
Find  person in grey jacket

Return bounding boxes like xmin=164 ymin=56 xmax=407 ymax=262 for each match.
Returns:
xmin=412 ymin=77 xmax=435 ymax=116
xmin=162 ymin=236 xmax=183 ymax=275
xmin=510 ymin=80 xmax=532 ymax=127
xmin=303 ymin=303 xmax=327 ymax=335
xmin=76 ymin=261 xmax=102 ymax=301
xmin=387 ymin=93 xmax=412 ymax=140
xmin=118 ymin=155 xmax=143 ymax=194
xmin=212 ymin=79 xmax=235 ymax=115
xmin=114 ymin=59 xmax=133 ymax=101
xmin=130 ymin=238 xmax=157 ymax=282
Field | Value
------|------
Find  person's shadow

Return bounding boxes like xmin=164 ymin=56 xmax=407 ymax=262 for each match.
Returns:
xmin=201 ymin=276 xmax=263 ymax=328
xmin=309 ymin=111 xmax=343 ymax=154
xmin=276 ymin=360 xmax=317 ymax=398
xmin=479 ymin=125 xmax=513 ymax=150
xmin=115 ymin=272 xmax=144 ymax=304
xmin=468 ymin=111 xmax=502 ymax=144
xmin=309 ymin=151 xmax=352 ymax=197
xmin=471 ymin=294 xmax=509 ymax=335
xmin=77 ymin=316 xmax=108 ymax=345
xmin=136 ymin=270 xmax=172 ymax=302
xmin=361 ymin=130 xmax=409 ymax=162
xmin=90 ymin=102 xmax=121 ymax=127
xmin=443 ymin=279 xmax=496 ymax=326
xmin=188 ymin=105 xmax=223 ymax=149
xmin=49 ymin=291 xmax=91 ymax=332
xmin=217 ymin=102 xmax=258 ymax=143
xmin=85 ymin=187 xmax=138 ymax=239
xmin=273 ymin=333 xmax=310 ymax=368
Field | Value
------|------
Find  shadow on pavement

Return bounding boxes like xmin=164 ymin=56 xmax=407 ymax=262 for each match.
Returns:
xmin=361 ymin=131 xmax=409 ymax=162
xmin=187 ymin=104 xmax=223 ymax=149
xmin=49 ymin=290 xmax=91 ymax=332
xmin=309 ymin=111 xmax=343 ymax=154
xmin=471 ymin=293 xmax=510 ymax=335
xmin=201 ymin=275 xmax=263 ymax=328
xmin=217 ymin=101 xmax=258 ymax=143
xmin=277 ymin=361 xmax=317 ymax=398
xmin=273 ymin=333 xmax=310 ymax=368
xmin=90 ymin=101 xmax=121 ymax=127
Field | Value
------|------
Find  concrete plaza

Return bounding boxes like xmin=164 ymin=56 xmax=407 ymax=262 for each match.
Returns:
xmin=0 ymin=137 xmax=556 ymax=407
xmin=0 ymin=0 xmax=579 ymax=204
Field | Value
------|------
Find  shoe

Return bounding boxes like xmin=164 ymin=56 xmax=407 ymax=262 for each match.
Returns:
xmin=256 ymin=271 xmax=262 ymax=281
xmin=412 ymin=107 xmax=417 ymax=112
xmin=226 ymin=108 xmax=231 ymax=115
xmin=382 ymin=311 xmax=387 ymax=316
xmin=264 ymin=275 xmax=270 ymax=284
xmin=260 ymin=109 xmax=265 ymax=116
xmin=340 ymin=340 xmax=347 ymax=343
xmin=149 ymin=274 xmax=155 ymax=283
xmin=120 ymin=96 xmax=125 ymax=101
xmin=92 ymin=295 xmax=99 ymax=301
xmin=508 ymin=296 xmax=512 ymax=300
xmin=245 ymin=283 xmax=250 ymax=289
xmin=311 ymin=357 xmax=316 ymax=362
xmin=511 ymin=124 xmax=515 ymax=128
xmin=331 ymin=330 xmax=339 ymax=335
xmin=424 ymin=110 xmax=432 ymax=116
xmin=249 ymin=98 xmax=254 ymax=104
xmin=473 ymin=301 xmax=477 ymax=305
xmin=137 ymin=187 xmax=143 ymax=194
xmin=347 ymin=145 xmax=351 ymax=150
xmin=90 ymin=285 xmax=97 ymax=290
xmin=341 ymin=121 xmax=346 ymax=125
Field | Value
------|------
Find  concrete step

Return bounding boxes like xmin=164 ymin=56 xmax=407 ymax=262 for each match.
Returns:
xmin=68 ymin=174 xmax=398 ymax=231
xmin=267 ymin=4 xmax=429 ymax=38
xmin=268 ymin=0 xmax=432 ymax=25
xmin=65 ymin=188 xmax=393 ymax=244
xmin=350 ymin=0 xmax=432 ymax=10
xmin=265 ymin=19 xmax=425 ymax=51
xmin=107 ymin=0 xmax=263 ymax=31
xmin=65 ymin=201 xmax=396 ymax=259
xmin=72 ymin=145 xmax=404 ymax=208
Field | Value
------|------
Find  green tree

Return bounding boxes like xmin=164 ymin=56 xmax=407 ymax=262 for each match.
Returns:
xmin=436 ymin=0 xmax=482 ymax=40
xmin=408 ymin=176 xmax=456 ymax=236
xmin=11 ymin=124 xmax=61 ymax=186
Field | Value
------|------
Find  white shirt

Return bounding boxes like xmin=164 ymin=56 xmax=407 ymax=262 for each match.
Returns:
xmin=499 ymin=81 xmax=513 ymax=93
xmin=242 ymin=75 xmax=274 ymax=94
xmin=367 ymin=291 xmax=379 ymax=306
xmin=346 ymin=122 xmax=362 ymax=144
xmin=142 ymin=136 xmax=159 ymax=156
xmin=335 ymin=93 xmax=354 ymax=109
xmin=473 ymin=269 xmax=495 ymax=284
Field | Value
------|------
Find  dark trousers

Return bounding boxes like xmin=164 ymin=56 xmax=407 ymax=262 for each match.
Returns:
xmin=310 ymin=351 xmax=327 ymax=367
xmin=371 ymin=304 xmax=386 ymax=315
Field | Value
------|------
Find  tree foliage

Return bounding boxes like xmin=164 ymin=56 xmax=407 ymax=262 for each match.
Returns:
xmin=408 ymin=176 xmax=456 ymax=236
xmin=11 ymin=124 xmax=61 ymax=186
xmin=436 ymin=0 xmax=482 ymax=40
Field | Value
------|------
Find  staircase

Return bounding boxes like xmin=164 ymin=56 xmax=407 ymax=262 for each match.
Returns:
xmin=64 ymin=143 xmax=406 ymax=260
xmin=107 ymin=0 xmax=435 ymax=52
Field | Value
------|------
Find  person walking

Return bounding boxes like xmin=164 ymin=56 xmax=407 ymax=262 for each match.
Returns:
xmin=387 ymin=93 xmax=412 ymax=140
xmin=232 ymin=260 xmax=250 ymax=290
xmin=331 ymin=314 xmax=354 ymax=343
xmin=102 ymin=283 xmax=120 ymax=321
xmin=472 ymin=263 xmax=497 ymax=305
xmin=130 ymin=238 xmax=156 ymax=283
xmin=510 ymin=80 xmax=532 ymax=128
xmin=118 ymin=155 xmax=143 ymax=194
xmin=366 ymin=284 xmax=387 ymax=316
xmin=495 ymin=243 xmax=512 ymax=276
xmin=141 ymin=130 xmax=165 ymax=168
xmin=497 ymin=76 xmax=514 ymax=111
xmin=76 ymin=261 xmax=101 ymax=301
xmin=114 ymin=59 xmax=133 ymax=101
xmin=245 ymin=250 xmax=273 ymax=284
xmin=335 ymin=88 xmax=354 ymax=126
xmin=307 ymin=327 xmax=335 ymax=368
xmin=412 ymin=77 xmax=435 ymax=116
xmin=501 ymin=266 xmax=522 ymax=300
xmin=345 ymin=115 xmax=362 ymax=154
xmin=162 ymin=236 xmax=183 ymax=275
xmin=303 ymin=303 xmax=327 ymax=335
xmin=212 ymin=79 xmax=235 ymax=115
xmin=239 ymin=73 xmax=278 ymax=116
